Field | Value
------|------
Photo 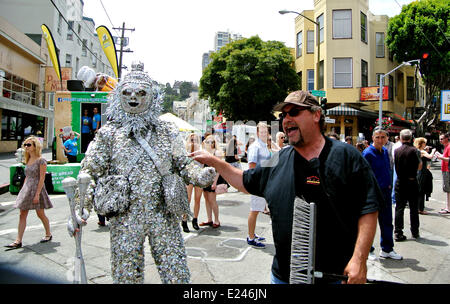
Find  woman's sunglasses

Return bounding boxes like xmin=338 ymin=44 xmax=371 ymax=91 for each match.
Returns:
xmin=205 ymin=140 xmax=214 ymax=144
xmin=281 ymin=107 xmax=310 ymax=119
xmin=24 ymin=143 xmax=33 ymax=147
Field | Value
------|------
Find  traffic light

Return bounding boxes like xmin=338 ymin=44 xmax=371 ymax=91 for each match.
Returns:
xmin=419 ymin=52 xmax=430 ymax=76
xmin=320 ymin=97 xmax=327 ymax=110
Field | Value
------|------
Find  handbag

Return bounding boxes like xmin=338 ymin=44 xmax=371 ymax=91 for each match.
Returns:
xmin=94 ymin=175 xmax=130 ymax=218
xmin=12 ymin=166 xmax=25 ymax=188
xmin=135 ymin=135 xmax=191 ymax=218
xmin=93 ymin=153 xmax=140 ymax=218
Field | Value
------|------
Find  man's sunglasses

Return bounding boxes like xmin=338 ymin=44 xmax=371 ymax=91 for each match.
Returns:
xmin=281 ymin=107 xmax=310 ymax=119
xmin=24 ymin=143 xmax=33 ymax=147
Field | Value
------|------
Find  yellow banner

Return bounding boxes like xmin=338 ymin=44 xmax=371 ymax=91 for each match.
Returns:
xmin=41 ymin=24 xmax=62 ymax=81
xmin=96 ymin=26 xmax=119 ymax=78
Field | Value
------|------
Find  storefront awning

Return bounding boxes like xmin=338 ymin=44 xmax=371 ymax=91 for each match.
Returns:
xmin=326 ymin=104 xmax=378 ymax=119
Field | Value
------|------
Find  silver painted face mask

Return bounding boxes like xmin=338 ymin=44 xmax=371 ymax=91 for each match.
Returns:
xmin=120 ymin=82 xmax=153 ymax=114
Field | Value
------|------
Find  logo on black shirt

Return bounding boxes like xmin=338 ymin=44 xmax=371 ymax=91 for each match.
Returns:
xmin=306 ymin=175 xmax=320 ymax=185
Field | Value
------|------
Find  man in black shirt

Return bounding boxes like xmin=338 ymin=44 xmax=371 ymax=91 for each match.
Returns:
xmin=394 ymin=129 xmax=422 ymax=241
xmin=191 ymin=91 xmax=380 ymax=284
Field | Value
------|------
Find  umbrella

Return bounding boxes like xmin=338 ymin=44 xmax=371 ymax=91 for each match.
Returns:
xmin=159 ymin=113 xmax=200 ymax=132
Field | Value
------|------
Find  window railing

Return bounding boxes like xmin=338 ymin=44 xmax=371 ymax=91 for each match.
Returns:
xmin=1 ymin=69 xmax=41 ymax=108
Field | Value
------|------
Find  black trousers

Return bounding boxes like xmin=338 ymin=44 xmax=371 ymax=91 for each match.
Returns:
xmin=394 ymin=179 xmax=420 ymax=236
xmin=67 ymin=154 xmax=77 ymax=163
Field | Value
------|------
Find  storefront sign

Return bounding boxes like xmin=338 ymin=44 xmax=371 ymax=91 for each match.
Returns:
xmin=360 ymin=86 xmax=389 ymax=101
xmin=10 ymin=163 xmax=81 ymax=193
xmin=45 ymin=67 xmax=72 ymax=91
xmin=441 ymin=90 xmax=450 ymax=122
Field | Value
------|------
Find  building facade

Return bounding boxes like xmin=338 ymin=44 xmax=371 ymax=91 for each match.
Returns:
xmin=0 ymin=0 xmax=115 ymax=153
xmin=292 ymin=0 xmax=424 ymax=142
xmin=0 ymin=16 xmax=51 ymax=152
xmin=202 ymin=31 xmax=243 ymax=73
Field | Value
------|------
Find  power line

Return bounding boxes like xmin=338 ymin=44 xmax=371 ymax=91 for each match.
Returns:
xmin=393 ymin=0 xmax=445 ymax=58
xmin=49 ymin=0 xmax=111 ymax=71
xmin=99 ymin=0 xmax=120 ymax=37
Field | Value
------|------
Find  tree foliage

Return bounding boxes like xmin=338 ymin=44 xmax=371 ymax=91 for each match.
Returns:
xmin=199 ymin=36 xmax=300 ymax=122
xmin=161 ymin=81 xmax=196 ymax=114
xmin=386 ymin=0 xmax=450 ymax=134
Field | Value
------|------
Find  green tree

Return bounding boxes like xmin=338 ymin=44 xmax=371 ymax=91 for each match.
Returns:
xmin=386 ymin=0 xmax=450 ymax=135
xmin=179 ymin=81 xmax=194 ymax=99
xmin=199 ymin=36 xmax=300 ymax=122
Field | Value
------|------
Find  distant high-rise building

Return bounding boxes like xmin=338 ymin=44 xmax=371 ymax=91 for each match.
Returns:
xmin=214 ymin=31 xmax=242 ymax=52
xmin=202 ymin=51 xmax=214 ymax=71
xmin=202 ymin=31 xmax=242 ymax=72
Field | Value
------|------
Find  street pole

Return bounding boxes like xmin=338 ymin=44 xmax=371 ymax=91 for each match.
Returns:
xmin=378 ymin=59 xmax=420 ymax=128
xmin=113 ymin=22 xmax=135 ymax=79
xmin=279 ymin=10 xmax=321 ymax=91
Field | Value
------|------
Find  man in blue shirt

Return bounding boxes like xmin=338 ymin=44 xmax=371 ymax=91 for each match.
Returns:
xmin=362 ymin=127 xmax=402 ymax=260
xmin=81 ymin=109 xmax=92 ymax=153
xmin=63 ymin=131 xmax=80 ymax=163
xmin=92 ymin=107 xmax=101 ymax=134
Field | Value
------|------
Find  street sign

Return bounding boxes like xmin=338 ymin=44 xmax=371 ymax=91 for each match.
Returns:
xmin=325 ymin=117 xmax=335 ymax=123
xmin=311 ymin=90 xmax=326 ymax=97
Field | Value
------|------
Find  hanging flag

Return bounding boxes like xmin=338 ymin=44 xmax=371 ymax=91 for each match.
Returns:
xmin=96 ymin=25 xmax=119 ymax=78
xmin=41 ymin=24 xmax=62 ymax=85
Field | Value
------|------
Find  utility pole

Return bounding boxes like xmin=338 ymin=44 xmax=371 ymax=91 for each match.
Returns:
xmin=113 ymin=22 xmax=135 ymax=79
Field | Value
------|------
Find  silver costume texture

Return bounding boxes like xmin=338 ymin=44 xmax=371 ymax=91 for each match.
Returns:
xmin=76 ymin=62 xmax=215 ymax=284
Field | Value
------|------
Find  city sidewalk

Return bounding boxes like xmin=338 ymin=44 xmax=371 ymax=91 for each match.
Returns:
xmin=1 ymin=157 xmax=449 ymax=284
xmin=0 ymin=148 xmax=53 ymax=193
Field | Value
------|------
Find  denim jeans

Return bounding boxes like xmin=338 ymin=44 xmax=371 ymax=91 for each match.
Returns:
xmin=391 ymin=169 xmax=397 ymax=205
xmin=271 ymin=272 xmax=288 ymax=284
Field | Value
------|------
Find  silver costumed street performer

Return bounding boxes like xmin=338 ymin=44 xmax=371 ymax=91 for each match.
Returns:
xmin=68 ymin=62 xmax=215 ymax=283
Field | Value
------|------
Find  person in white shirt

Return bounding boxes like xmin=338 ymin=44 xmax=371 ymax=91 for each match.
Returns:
xmin=246 ymin=122 xmax=272 ymax=248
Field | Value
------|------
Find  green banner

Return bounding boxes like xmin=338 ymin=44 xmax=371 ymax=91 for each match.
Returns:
xmin=10 ymin=163 xmax=81 ymax=193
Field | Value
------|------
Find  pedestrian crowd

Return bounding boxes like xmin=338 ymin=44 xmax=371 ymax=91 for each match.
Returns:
xmin=5 ymin=88 xmax=450 ymax=285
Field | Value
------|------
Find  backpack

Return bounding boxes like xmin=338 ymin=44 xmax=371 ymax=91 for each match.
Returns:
xmin=12 ymin=166 xmax=25 ymax=188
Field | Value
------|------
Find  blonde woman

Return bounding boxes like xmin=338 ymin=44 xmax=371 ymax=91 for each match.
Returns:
xmin=199 ymin=135 xmax=223 ymax=228
xmin=5 ymin=136 xmax=53 ymax=249
xmin=182 ymin=133 xmax=203 ymax=232
xmin=414 ymin=137 xmax=435 ymax=215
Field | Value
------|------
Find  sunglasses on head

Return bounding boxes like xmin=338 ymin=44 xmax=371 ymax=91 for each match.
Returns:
xmin=281 ymin=107 xmax=310 ymax=119
xmin=24 ymin=143 xmax=33 ymax=147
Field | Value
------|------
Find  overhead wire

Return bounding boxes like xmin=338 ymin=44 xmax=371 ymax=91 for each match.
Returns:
xmin=49 ymin=0 xmax=111 ymax=70
xmin=393 ymin=0 xmax=445 ymax=58
xmin=99 ymin=0 xmax=121 ymax=37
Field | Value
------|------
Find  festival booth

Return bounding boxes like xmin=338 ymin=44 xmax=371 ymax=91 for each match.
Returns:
xmin=10 ymin=91 xmax=110 ymax=193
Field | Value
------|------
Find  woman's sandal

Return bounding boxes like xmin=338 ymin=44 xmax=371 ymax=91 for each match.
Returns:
xmin=40 ymin=235 xmax=52 ymax=243
xmin=438 ymin=209 xmax=450 ymax=215
xmin=199 ymin=221 xmax=213 ymax=227
xmin=5 ymin=241 xmax=22 ymax=249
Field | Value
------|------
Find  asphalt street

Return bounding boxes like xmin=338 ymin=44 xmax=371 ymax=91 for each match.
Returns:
xmin=0 ymin=153 xmax=449 ymax=285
